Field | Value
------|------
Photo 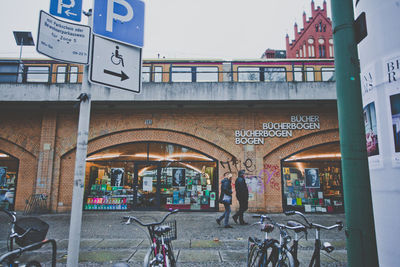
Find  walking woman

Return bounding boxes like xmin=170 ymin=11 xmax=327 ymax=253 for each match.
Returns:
xmin=216 ymin=172 xmax=233 ymax=228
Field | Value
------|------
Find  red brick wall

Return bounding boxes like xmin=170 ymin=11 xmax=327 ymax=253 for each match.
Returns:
xmin=0 ymin=105 xmax=339 ymax=212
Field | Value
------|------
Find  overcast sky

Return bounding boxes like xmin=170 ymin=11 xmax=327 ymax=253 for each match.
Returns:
xmin=0 ymin=0 xmax=332 ymax=60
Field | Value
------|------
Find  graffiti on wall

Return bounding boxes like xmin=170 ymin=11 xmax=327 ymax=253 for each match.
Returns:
xmin=220 ymin=157 xmax=281 ymax=199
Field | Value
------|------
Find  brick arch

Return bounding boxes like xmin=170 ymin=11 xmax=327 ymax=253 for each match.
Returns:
xmin=0 ymin=138 xmax=37 ymax=211
xmin=55 ymin=129 xmax=234 ymax=212
xmin=261 ymin=129 xmax=340 ymax=213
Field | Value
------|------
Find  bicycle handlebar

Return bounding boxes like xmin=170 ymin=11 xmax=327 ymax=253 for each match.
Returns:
xmin=0 ymin=208 xmax=17 ymax=223
xmin=285 ymin=210 xmax=343 ymax=231
xmin=311 ymin=221 xmax=343 ymax=231
xmin=123 ymin=209 xmax=179 ymax=227
xmin=0 ymin=239 xmax=57 ymax=267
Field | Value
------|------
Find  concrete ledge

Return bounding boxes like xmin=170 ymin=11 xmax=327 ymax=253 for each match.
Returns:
xmin=0 ymin=82 xmax=336 ymax=102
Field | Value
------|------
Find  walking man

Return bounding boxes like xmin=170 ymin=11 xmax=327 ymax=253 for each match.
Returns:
xmin=232 ymin=170 xmax=249 ymax=225
xmin=216 ymin=172 xmax=233 ymax=228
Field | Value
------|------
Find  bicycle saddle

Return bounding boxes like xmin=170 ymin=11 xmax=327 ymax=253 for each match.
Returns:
xmin=154 ymin=225 xmax=172 ymax=236
xmin=287 ymin=220 xmax=306 ymax=233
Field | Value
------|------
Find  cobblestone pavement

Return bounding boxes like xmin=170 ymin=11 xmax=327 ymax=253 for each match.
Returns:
xmin=0 ymin=211 xmax=347 ymax=266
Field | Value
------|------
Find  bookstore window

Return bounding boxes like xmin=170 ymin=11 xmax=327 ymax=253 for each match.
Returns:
xmin=0 ymin=152 xmax=18 ymax=211
xmin=84 ymin=142 xmax=218 ymax=211
xmin=281 ymin=142 xmax=344 ymax=213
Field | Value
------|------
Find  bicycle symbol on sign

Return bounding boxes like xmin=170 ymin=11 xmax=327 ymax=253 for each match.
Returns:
xmin=111 ymin=46 xmax=124 ymax=67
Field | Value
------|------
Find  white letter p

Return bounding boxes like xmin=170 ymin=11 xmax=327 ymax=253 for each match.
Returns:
xmin=106 ymin=0 xmax=134 ymax=32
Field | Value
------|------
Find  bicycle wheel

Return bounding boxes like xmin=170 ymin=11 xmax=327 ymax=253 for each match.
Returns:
xmin=248 ymin=242 xmax=276 ymax=267
xmin=143 ymin=247 xmax=161 ymax=267
xmin=277 ymin=250 xmax=295 ymax=267
xmin=26 ymin=260 xmax=42 ymax=267
xmin=165 ymin=243 xmax=176 ymax=267
xmin=248 ymin=242 xmax=263 ymax=267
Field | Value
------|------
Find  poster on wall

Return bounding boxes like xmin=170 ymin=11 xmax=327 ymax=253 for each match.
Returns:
xmin=172 ymin=169 xmax=185 ymax=187
xmin=389 ymin=92 xmax=400 ymax=166
xmin=361 ymin=64 xmax=384 ymax=169
xmin=143 ymin=176 xmax=153 ymax=192
xmin=364 ymin=102 xmax=380 ymax=157
xmin=0 ymin=167 xmax=6 ymax=187
xmin=384 ymin=54 xmax=400 ymax=167
xmin=110 ymin=168 xmax=124 ymax=186
xmin=305 ymin=168 xmax=320 ymax=188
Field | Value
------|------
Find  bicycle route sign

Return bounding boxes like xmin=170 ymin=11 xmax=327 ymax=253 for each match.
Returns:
xmin=93 ymin=0 xmax=145 ymax=48
xmin=36 ymin=10 xmax=90 ymax=64
xmin=49 ymin=0 xmax=83 ymax=22
xmin=89 ymin=35 xmax=142 ymax=92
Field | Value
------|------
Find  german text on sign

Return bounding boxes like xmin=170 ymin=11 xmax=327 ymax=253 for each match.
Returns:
xmin=37 ymin=10 xmax=90 ymax=64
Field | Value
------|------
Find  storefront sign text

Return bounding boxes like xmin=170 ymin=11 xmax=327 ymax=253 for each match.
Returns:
xmin=235 ymin=115 xmax=320 ymax=145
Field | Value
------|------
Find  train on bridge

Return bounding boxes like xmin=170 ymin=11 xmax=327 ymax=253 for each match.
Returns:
xmin=0 ymin=58 xmax=334 ymax=84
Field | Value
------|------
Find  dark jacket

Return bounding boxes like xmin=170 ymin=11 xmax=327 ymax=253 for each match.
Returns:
xmin=219 ymin=177 xmax=232 ymax=204
xmin=235 ymin=176 xmax=249 ymax=204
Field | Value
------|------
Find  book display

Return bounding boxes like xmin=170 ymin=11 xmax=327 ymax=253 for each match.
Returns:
xmin=161 ymin=166 xmax=216 ymax=211
xmin=282 ymin=162 xmax=343 ymax=213
xmin=0 ymin=166 xmax=17 ymax=210
xmin=84 ymin=166 xmax=134 ymax=211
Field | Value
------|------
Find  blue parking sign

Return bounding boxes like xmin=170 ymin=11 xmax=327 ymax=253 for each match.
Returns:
xmin=49 ymin=0 xmax=82 ymax=22
xmin=93 ymin=0 xmax=145 ymax=48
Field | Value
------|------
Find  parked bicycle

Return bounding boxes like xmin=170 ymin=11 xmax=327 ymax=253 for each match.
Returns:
xmin=285 ymin=210 xmax=343 ymax=267
xmin=247 ymin=214 xmax=301 ymax=267
xmin=0 ymin=208 xmax=57 ymax=267
xmin=123 ymin=209 xmax=179 ymax=267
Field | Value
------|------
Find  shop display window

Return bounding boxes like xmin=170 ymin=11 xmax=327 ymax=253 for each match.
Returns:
xmin=84 ymin=162 xmax=134 ymax=211
xmin=84 ymin=142 xmax=217 ymax=211
xmin=282 ymin=161 xmax=343 ymax=213
xmin=0 ymin=152 xmax=19 ymax=211
xmin=158 ymin=162 xmax=216 ymax=211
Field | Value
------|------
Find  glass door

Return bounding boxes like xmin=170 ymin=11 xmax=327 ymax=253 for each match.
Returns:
xmin=133 ymin=162 xmax=160 ymax=210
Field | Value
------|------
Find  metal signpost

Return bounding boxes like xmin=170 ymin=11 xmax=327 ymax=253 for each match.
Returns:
xmin=89 ymin=35 xmax=142 ymax=92
xmin=49 ymin=0 xmax=83 ymax=22
xmin=93 ymin=0 xmax=145 ymax=48
xmin=64 ymin=1 xmax=144 ymax=266
xmin=37 ymin=10 xmax=90 ymax=64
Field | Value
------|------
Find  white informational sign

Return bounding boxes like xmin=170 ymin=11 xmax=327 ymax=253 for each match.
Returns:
xmin=89 ymin=35 xmax=142 ymax=92
xmin=36 ymin=10 xmax=90 ymax=64
xmin=143 ymin=176 xmax=153 ymax=192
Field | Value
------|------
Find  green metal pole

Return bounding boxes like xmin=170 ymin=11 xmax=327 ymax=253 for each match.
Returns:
xmin=330 ymin=1 xmax=379 ymax=266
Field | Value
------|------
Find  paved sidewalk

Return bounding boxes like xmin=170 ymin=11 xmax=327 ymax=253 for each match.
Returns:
xmin=0 ymin=211 xmax=347 ymax=266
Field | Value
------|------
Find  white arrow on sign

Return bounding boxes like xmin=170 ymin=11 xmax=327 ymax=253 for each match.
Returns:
xmin=65 ymin=9 xmax=77 ymax=16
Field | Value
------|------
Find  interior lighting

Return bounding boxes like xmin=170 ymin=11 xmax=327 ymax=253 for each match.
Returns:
xmin=86 ymin=153 xmax=121 ymax=161
xmin=0 ymin=153 xmax=9 ymax=158
xmin=285 ymin=153 xmax=341 ymax=161
xmin=166 ymin=153 xmax=212 ymax=161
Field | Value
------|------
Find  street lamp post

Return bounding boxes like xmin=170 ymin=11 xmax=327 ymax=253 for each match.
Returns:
xmin=13 ymin=31 xmax=35 ymax=83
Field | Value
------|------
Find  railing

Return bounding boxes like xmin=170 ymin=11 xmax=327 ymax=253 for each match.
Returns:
xmin=0 ymin=67 xmax=335 ymax=84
